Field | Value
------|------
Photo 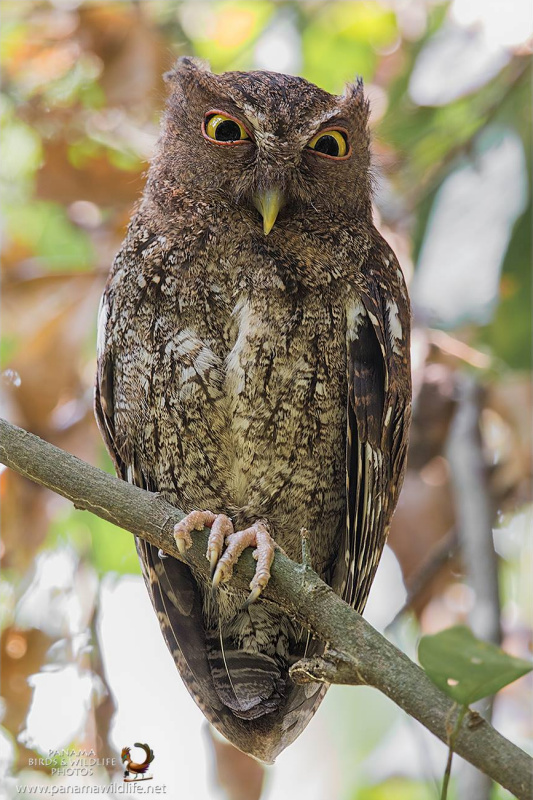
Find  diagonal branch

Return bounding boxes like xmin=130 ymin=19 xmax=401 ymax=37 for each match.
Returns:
xmin=0 ymin=417 xmax=531 ymax=799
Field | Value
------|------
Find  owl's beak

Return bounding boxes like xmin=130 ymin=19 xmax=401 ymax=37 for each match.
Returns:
xmin=253 ymin=188 xmax=284 ymax=235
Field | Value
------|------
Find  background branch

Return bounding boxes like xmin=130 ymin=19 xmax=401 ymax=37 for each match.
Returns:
xmin=447 ymin=375 xmax=502 ymax=800
xmin=1 ymin=417 xmax=531 ymax=800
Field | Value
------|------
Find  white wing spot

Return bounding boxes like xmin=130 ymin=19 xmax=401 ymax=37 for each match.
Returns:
xmin=346 ymin=297 xmax=366 ymax=339
xmin=96 ymin=296 xmax=108 ymax=358
xmin=396 ymin=267 xmax=409 ymax=300
xmin=387 ymin=300 xmax=403 ymax=355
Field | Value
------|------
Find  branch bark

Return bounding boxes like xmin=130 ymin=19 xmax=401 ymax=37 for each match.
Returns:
xmin=1 ymin=418 xmax=531 ymax=799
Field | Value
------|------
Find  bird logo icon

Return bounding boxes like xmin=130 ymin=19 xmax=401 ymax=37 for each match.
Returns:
xmin=120 ymin=742 xmax=155 ymax=782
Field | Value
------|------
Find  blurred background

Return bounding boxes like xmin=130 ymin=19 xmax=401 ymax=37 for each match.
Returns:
xmin=0 ymin=1 xmax=531 ymax=799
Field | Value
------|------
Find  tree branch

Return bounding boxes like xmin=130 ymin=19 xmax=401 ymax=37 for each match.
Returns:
xmin=1 ymin=418 xmax=531 ymax=799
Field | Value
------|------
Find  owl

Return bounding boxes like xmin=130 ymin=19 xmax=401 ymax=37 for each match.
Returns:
xmin=95 ymin=57 xmax=411 ymax=763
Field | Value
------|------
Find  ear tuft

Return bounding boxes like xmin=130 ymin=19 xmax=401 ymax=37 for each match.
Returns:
xmin=342 ymin=77 xmax=365 ymax=103
xmin=163 ymin=56 xmax=212 ymax=84
xmin=341 ymin=77 xmax=370 ymax=121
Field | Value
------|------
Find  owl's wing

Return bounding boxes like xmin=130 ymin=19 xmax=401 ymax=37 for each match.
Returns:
xmin=94 ymin=293 xmax=229 ymax=724
xmin=339 ymin=236 xmax=411 ymax=612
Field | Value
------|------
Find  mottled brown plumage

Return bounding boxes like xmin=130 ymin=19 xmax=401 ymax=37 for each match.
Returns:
xmin=95 ymin=57 xmax=411 ymax=763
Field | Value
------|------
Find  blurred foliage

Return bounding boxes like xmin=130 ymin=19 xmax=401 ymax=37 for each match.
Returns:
xmin=46 ymin=508 xmax=140 ymax=576
xmin=1 ymin=1 xmax=531 ymax=798
xmin=419 ymin=625 xmax=533 ymax=705
xmin=353 ymin=780 xmax=435 ymax=800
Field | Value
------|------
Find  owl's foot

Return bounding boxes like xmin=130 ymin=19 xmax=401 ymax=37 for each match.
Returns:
xmin=173 ymin=510 xmax=216 ymax=554
xmin=173 ymin=512 xmax=276 ymax=605
xmin=211 ymin=520 xmax=276 ymax=606
xmin=173 ymin=511 xmax=235 ymax=573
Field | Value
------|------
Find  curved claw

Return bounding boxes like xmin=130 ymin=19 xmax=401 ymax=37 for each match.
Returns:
xmin=243 ymin=586 xmax=263 ymax=608
xmin=175 ymin=536 xmax=188 ymax=556
xmin=211 ymin=567 xmax=222 ymax=589
xmin=209 ymin=550 xmax=219 ymax=578
xmin=211 ymin=563 xmax=226 ymax=589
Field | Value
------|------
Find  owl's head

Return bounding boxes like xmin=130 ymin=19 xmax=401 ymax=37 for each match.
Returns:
xmin=151 ymin=57 xmax=371 ymax=234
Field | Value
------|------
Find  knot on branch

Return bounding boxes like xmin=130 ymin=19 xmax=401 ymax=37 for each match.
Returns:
xmin=290 ymin=649 xmax=366 ymax=686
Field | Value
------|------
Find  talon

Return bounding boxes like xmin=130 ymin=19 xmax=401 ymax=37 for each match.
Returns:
xmin=212 ymin=569 xmax=222 ymax=589
xmin=212 ymin=563 xmax=229 ymax=589
xmin=209 ymin=551 xmax=219 ymax=578
xmin=158 ymin=548 xmax=168 ymax=560
xmin=175 ymin=535 xmax=189 ymax=555
xmin=243 ymin=586 xmax=262 ymax=607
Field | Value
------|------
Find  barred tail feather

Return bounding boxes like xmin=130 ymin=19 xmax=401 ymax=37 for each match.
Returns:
xmin=206 ymin=628 xmax=286 ymax=719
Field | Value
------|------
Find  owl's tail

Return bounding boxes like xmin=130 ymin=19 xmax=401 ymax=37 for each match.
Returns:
xmin=205 ymin=625 xmax=287 ymax=720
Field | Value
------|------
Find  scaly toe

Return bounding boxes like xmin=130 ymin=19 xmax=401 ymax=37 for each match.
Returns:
xmin=173 ymin=510 xmax=216 ymax=555
xmin=209 ymin=520 xmax=276 ymax=604
xmin=244 ymin=523 xmax=275 ymax=605
xmin=206 ymin=514 xmax=234 ymax=577
xmin=211 ymin=527 xmax=256 ymax=591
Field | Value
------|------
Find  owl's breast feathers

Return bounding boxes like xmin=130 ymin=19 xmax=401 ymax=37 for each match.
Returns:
xmin=95 ymin=212 xmax=411 ymax=761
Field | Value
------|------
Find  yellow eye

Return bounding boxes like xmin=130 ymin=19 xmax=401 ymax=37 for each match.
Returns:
xmin=307 ymin=129 xmax=348 ymax=158
xmin=204 ymin=113 xmax=250 ymax=143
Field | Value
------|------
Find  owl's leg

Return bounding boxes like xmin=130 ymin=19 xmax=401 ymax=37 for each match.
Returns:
xmin=173 ymin=511 xmax=234 ymax=575
xmin=211 ymin=520 xmax=275 ymax=606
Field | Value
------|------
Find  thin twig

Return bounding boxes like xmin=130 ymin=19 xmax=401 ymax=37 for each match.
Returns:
xmin=0 ymin=418 xmax=532 ymax=799
xmin=441 ymin=705 xmax=468 ymax=800
xmin=387 ymin=526 xmax=459 ymax=630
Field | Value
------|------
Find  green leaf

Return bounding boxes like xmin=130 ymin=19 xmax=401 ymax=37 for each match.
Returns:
xmin=419 ymin=625 xmax=533 ymax=706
